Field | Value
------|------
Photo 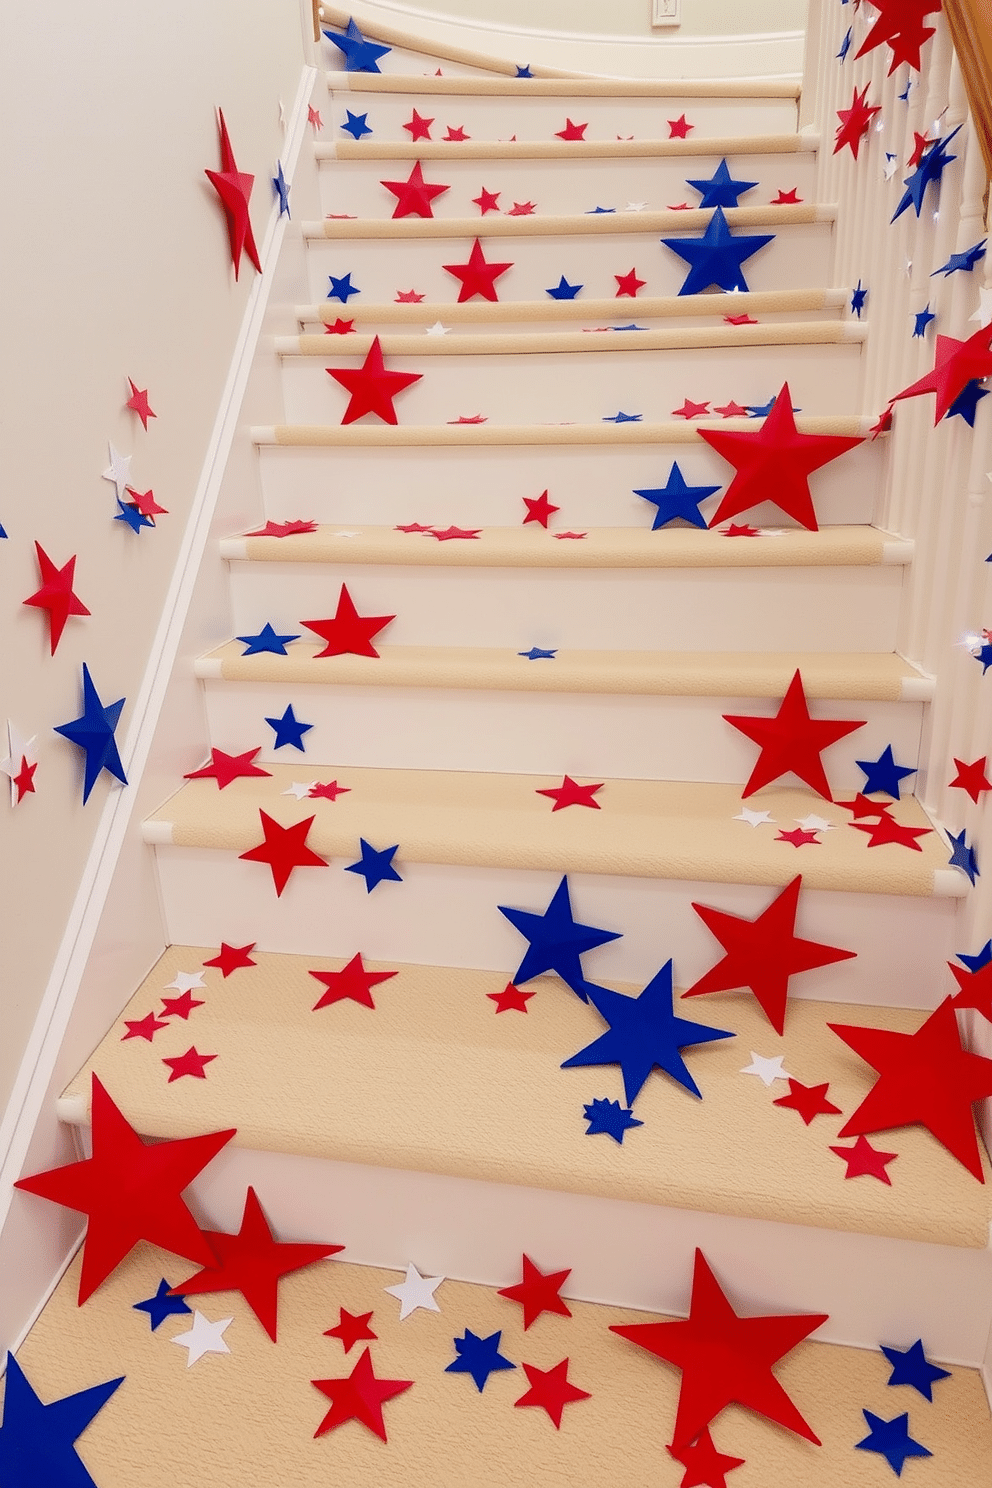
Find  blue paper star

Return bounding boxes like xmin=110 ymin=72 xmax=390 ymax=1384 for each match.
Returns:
xmin=855 ymin=745 xmax=916 ymax=799
xmin=114 ymin=497 xmax=154 ymax=533
xmin=912 ymin=304 xmax=936 ymax=337
xmin=518 ymin=646 xmax=557 ymax=659
xmin=946 ymin=380 xmax=989 ymax=426
xmin=947 ymin=828 xmax=979 ymax=883
xmin=892 ymin=127 xmax=961 ymax=222
xmin=974 ymin=642 xmax=992 ymax=674
xmin=855 ymin=1410 xmax=931 ymax=1475
xmin=881 ymin=1340 xmax=951 ymax=1401
xmin=54 ymin=664 xmax=128 ymax=803
xmin=272 ymin=160 xmax=290 ymax=216
xmin=958 ymin=940 xmax=992 ymax=972
xmin=445 ymin=1330 xmax=516 ymax=1391
xmin=546 ymin=275 xmax=583 ymax=299
xmin=133 ymin=1278 xmax=192 ymax=1331
xmin=603 ymin=411 xmax=643 ymax=422
xmin=345 ymin=838 xmax=402 ymax=891
xmin=898 ymin=78 xmax=913 ymax=102
xmin=851 ymin=280 xmax=868 ymax=318
xmin=583 ymin=1097 xmax=643 ymax=1143
xmin=661 ymin=206 xmax=774 ymax=296
xmin=610 ymin=323 xmax=647 ymax=331
xmin=686 ymin=158 xmax=758 ymax=210
xmin=264 ymin=703 xmax=313 ymax=751
xmin=328 ymin=272 xmax=360 ymax=302
xmin=634 ymin=461 xmax=720 ymax=530
xmin=837 ymin=26 xmax=852 ymax=59
xmin=0 ymin=522 xmax=6 ymax=538
xmin=340 ymin=110 xmax=372 ymax=140
xmin=587 ymin=206 xmax=616 ymax=214
xmin=0 ymin=1352 xmax=124 ymax=1488
xmin=499 ymin=875 xmax=621 ymax=1000
xmin=322 ymin=18 xmax=391 ymax=72
xmin=516 ymin=64 xmax=533 ymax=77
xmin=561 ymin=961 xmax=734 ymax=1104
xmin=932 ymin=240 xmax=987 ymax=277
xmin=237 ymin=622 xmax=299 ymax=656
xmin=747 ymin=395 xmax=801 ymax=417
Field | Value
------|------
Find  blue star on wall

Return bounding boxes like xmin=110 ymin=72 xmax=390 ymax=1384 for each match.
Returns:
xmin=445 ymin=1330 xmax=516 ymax=1391
xmin=0 ymin=1352 xmax=124 ymax=1488
xmin=328 ymin=272 xmax=360 ymax=302
xmin=973 ymin=641 xmax=992 ymax=674
xmin=272 ymin=161 xmax=291 ymax=216
xmin=516 ymin=64 xmax=533 ymax=77
xmin=265 ymin=704 xmax=313 ymax=751
xmin=947 ymin=828 xmax=979 ymax=883
xmin=583 ymin=1097 xmax=643 ymax=1143
xmin=685 ymin=158 xmax=757 ymax=210
xmin=340 ymin=110 xmax=373 ymax=140
xmin=851 ymin=280 xmax=868 ymax=318
xmin=603 ymin=411 xmax=643 ymax=422
xmin=855 ymin=1410 xmax=931 ymax=1475
xmin=518 ymin=646 xmax=557 ymax=659
xmin=958 ymin=940 xmax=992 ymax=972
xmin=662 ymin=207 xmax=774 ymax=296
xmin=892 ymin=126 xmax=961 ymax=222
xmin=837 ymin=26 xmax=852 ymax=59
xmin=912 ymin=304 xmax=936 ymax=337
xmin=587 ymin=206 xmax=616 ymax=214
xmin=114 ymin=498 xmax=154 ymax=533
xmin=635 ymin=461 xmax=720 ymax=530
xmin=54 ymin=664 xmax=128 ymax=803
xmin=855 ymin=745 xmax=916 ymax=799
xmin=932 ymin=240 xmax=987 ymax=277
xmin=345 ymin=838 xmax=402 ymax=891
xmin=133 ymin=1278 xmax=192 ymax=1330
xmin=546 ymin=275 xmax=583 ymax=299
xmin=322 ymin=18 xmax=391 ymax=72
xmin=946 ymin=380 xmax=989 ymax=426
xmin=881 ymin=1340 xmax=951 ymax=1401
xmin=237 ymin=622 xmax=299 ymax=656
xmin=499 ymin=875 xmax=620 ymax=1000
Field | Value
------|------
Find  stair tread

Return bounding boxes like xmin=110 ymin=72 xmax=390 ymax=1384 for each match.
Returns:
xmin=60 ymin=946 xmax=992 ymax=1248
xmin=329 ymin=72 xmax=803 ymax=99
xmin=298 ymin=288 xmax=846 ymax=325
xmin=253 ymin=416 xmax=877 ymax=446
xmin=304 ymin=202 xmax=831 ymax=238
xmin=283 ymin=323 xmax=866 ymax=358
xmin=322 ymin=133 xmax=816 ymax=160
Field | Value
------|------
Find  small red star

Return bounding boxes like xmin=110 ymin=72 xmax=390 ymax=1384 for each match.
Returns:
xmin=487 ymin=983 xmax=534 ymax=1012
xmin=522 ymin=490 xmax=559 ymax=527
xmin=380 ymin=161 xmax=450 ymax=219
xmin=246 ymin=519 xmax=319 ymax=536
xmin=444 ymin=125 xmax=470 ymax=141
xmin=555 ymin=118 xmax=587 ymax=140
xmin=430 ymin=525 xmax=482 ymax=541
xmin=498 ymin=1254 xmax=572 ymax=1328
xmin=309 ymin=779 xmax=351 ymax=800
xmin=850 ymin=816 xmax=932 ymax=850
xmin=615 ymin=267 xmax=646 ymax=297
xmin=472 ymin=187 xmax=501 ymax=214
xmin=720 ymin=523 xmax=760 ymax=536
xmin=22 ymin=543 xmax=91 ymax=655
xmin=302 ymin=582 xmax=394 ymax=657
xmin=325 ymin=1308 xmax=378 ymax=1352
xmin=907 ymin=130 xmax=935 ymax=167
xmin=835 ymin=793 xmax=894 ymax=819
xmin=162 ymin=1047 xmax=217 ymax=1083
xmin=121 ymin=1011 xmax=169 ymax=1043
xmin=949 ymin=758 xmax=992 ymax=803
xmin=443 ymin=238 xmax=514 ymax=302
xmin=514 ymin=1359 xmax=590 ymax=1428
xmin=395 ymin=288 xmax=426 ymax=303
xmin=203 ymin=942 xmax=257 ymax=977
xmin=239 ymin=811 xmax=330 ymax=897
xmin=326 ymin=335 xmax=422 ymax=425
xmin=308 ymin=106 xmax=323 ymax=130
xmin=204 ymin=109 xmax=261 ymax=279
xmin=12 ymin=756 xmax=37 ymax=802
xmin=402 ymin=109 xmax=434 ymax=141
xmin=834 ymin=84 xmax=881 ymax=159
xmin=668 ymin=114 xmax=694 ymax=138
xmin=125 ymin=379 xmax=156 ymax=429
xmin=309 ymin=952 xmax=397 ymax=1011
xmin=125 ymin=487 xmax=169 ymax=522
xmin=507 ymin=200 xmax=537 ymax=216
xmin=535 ymin=775 xmax=604 ymax=811
xmin=773 ymin=1078 xmax=842 ymax=1125
xmin=776 ymin=827 xmax=821 ymax=847
xmin=324 ymin=317 xmax=355 ymax=335
xmin=668 ymin=1427 xmax=746 ymax=1487
xmin=185 ymin=746 xmax=272 ymax=790
xmin=554 ymin=531 xmax=587 ymax=539
xmin=724 ymin=313 xmax=758 ymax=325
xmin=949 ymin=959 xmax=992 ymax=1021
xmin=448 ymin=414 xmax=488 ymax=424
xmin=160 ymin=990 xmax=205 ymax=1020
xmin=667 ymin=202 xmax=692 ymax=210
xmin=672 ymin=398 xmax=710 ymax=419
xmin=325 ymin=214 xmax=357 ymax=220
xmin=714 ymin=401 xmax=749 ymax=417
xmin=725 ymin=670 xmax=864 ymax=799
xmin=871 ymin=407 xmax=894 ymax=438
xmin=829 ymin=1134 xmax=898 ymax=1183
xmin=312 ymin=1348 xmax=412 ymax=1441
xmin=771 ymin=188 xmax=802 ymax=204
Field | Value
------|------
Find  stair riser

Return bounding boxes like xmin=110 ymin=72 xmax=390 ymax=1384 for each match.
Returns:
xmin=303 ymin=304 xmax=849 ymax=333
xmin=306 ymin=222 xmax=834 ymax=303
xmin=282 ymin=340 xmax=864 ymax=425
xmin=148 ymin=849 xmax=959 ymax=1007
xmin=198 ymin=677 xmax=925 ymax=786
xmin=226 ymin=562 xmax=905 ymax=653
xmin=257 ymin=441 xmax=885 ymax=527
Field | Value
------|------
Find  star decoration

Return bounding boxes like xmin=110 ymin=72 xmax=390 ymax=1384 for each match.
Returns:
xmin=913 ymin=304 xmax=936 ymax=337
xmin=0 ymin=1353 xmax=124 ymax=1484
xmin=308 ymin=106 xmax=323 ymax=130
xmin=836 ymin=792 xmax=894 ymax=820
xmin=323 ymin=17 xmax=391 ymax=72
xmin=239 ymin=810 xmax=329 ymax=896
xmin=686 ymin=158 xmax=757 ymax=209
xmin=582 ymin=1097 xmax=643 ymax=1142
xmin=546 ymin=275 xmax=583 ymax=299
xmin=772 ymin=187 xmax=802 ymax=204
xmin=852 ymin=745 xmax=916 ymax=799
xmin=246 ymin=518 xmax=318 ymax=536
xmin=488 ymin=982 xmax=534 ymax=1012
xmin=523 ymin=489 xmax=559 ymax=526
xmin=685 ymin=875 xmax=856 ymax=1035
xmin=102 ymin=443 xmax=132 ymax=501
xmin=672 ymin=398 xmax=711 ymax=419
xmin=309 ymin=952 xmax=397 ymax=1010
xmin=171 ymin=1310 xmax=233 ymax=1365
xmin=855 ymin=0 xmax=939 ymax=72
xmin=473 ymin=187 xmax=501 ymax=213
xmin=615 ymin=267 xmax=646 ymax=296
xmin=721 ymin=522 xmax=761 ymax=536
xmin=395 ymin=288 xmax=425 ymax=302
xmin=122 ymin=1011 xmax=168 ymax=1042
xmin=795 ymin=813 xmax=835 ymax=832
xmin=555 ymin=531 xmax=587 ymax=539
xmin=236 ymin=622 xmax=299 ymax=656
xmin=519 ymin=646 xmax=557 ymax=659
xmin=443 ymin=237 xmax=514 ymax=301
xmin=635 ymin=462 xmax=720 ymax=529
xmin=773 ymin=1078 xmax=842 ymax=1124
xmin=834 ymin=84 xmax=881 ymax=159
xmin=325 ymin=1308 xmax=378 ymax=1352
xmin=855 ymin=1410 xmax=931 ymax=1474
xmin=114 ymin=496 xmax=154 ymax=533
xmin=668 ymin=114 xmax=693 ymax=138
xmin=446 ymin=1329 xmax=516 ymax=1391
xmin=10 ymin=754 xmax=36 ymax=803
xmin=958 ymin=940 xmax=992 ymax=972
xmin=204 ymin=109 xmax=261 ymax=279
xmin=133 ymin=1276 xmax=192 ymax=1329
xmin=724 ymin=669 xmax=864 ymax=799
xmin=160 ymin=990 xmax=205 ymax=1020
xmin=949 ymin=957 xmax=992 ymax=1020
xmin=283 ymin=782 xmax=316 ymax=801
xmin=1 ymin=723 xmax=37 ymax=808
xmin=535 ymin=775 xmax=604 ymax=811
xmin=327 ymin=272 xmax=360 ymax=302
xmin=946 ymin=380 xmax=989 ymax=425
xmin=884 ymin=152 xmax=900 ymax=180
xmin=499 ymin=875 xmax=621 ymax=999
xmin=517 ymin=64 xmax=533 ymax=76
xmin=385 ymin=1262 xmax=444 ymax=1319
xmin=603 ymin=410 xmax=643 ymax=422
xmin=829 ymin=1134 xmax=898 ymax=1182
xmin=892 ymin=126 xmax=961 ymax=221
xmin=970 ymin=285 xmax=992 ymax=326
xmin=444 ymin=125 xmax=469 ymax=140
xmin=974 ymin=640 xmax=992 ymax=674
xmin=932 ymin=240 xmax=987 ymax=277
xmin=125 ymin=486 xmax=168 ymax=522
xmin=341 ymin=110 xmax=372 ymax=140
xmin=265 ymin=704 xmax=313 ymax=751
xmin=53 ymin=664 xmax=127 ymax=803
xmin=889 ymin=322 xmax=992 ymax=424
xmin=162 ymin=1047 xmax=216 ymax=1082
xmin=402 ymin=108 xmax=434 ymax=141
xmin=429 ymin=524 xmax=482 ymax=540
xmin=611 ymin=1249 xmax=828 ymax=1449
xmin=661 ymin=207 xmax=774 ymax=296
xmin=22 ymin=542 xmax=90 ymax=655
xmin=166 ymin=969 xmax=206 ymax=994
xmin=507 ymin=200 xmax=537 ymax=215
xmin=125 ymin=378 xmax=156 ymax=428
xmin=326 ymin=335 xmax=421 ymax=424
xmin=514 ymin=1359 xmax=590 ymax=1427
xmin=185 ymin=746 xmax=271 ymax=789
xmin=837 ymin=25 xmax=852 ymax=59
xmin=668 ymin=1427 xmax=745 ymax=1487
xmin=380 ymin=160 xmax=450 ymax=219
xmin=851 ymin=280 xmax=868 ymax=317
xmin=724 ymin=314 xmax=757 ymax=325
xmin=301 ymin=582 xmax=394 ymax=656
xmin=272 ymin=161 xmax=290 ymax=216
xmin=555 ymin=118 xmax=587 ymax=140
xmin=313 ymin=1348 xmax=411 ymax=1440
xmin=498 ymin=1255 xmax=571 ymax=1329
xmin=740 ymin=1052 xmax=791 ymax=1085
xmin=345 ymin=838 xmax=402 ymax=892
xmin=881 ymin=1339 xmax=950 ymax=1400
xmin=203 ymin=941 xmax=257 ymax=977
xmin=947 ymin=827 xmax=979 ymax=883
xmin=715 ymin=400 xmax=749 ymax=417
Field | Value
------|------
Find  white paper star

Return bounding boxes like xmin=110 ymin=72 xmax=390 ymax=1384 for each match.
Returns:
xmin=282 ymin=782 xmax=316 ymax=800
xmin=795 ymin=813 xmax=836 ymax=832
xmin=332 ymin=530 xmax=361 ymax=538
xmin=970 ymin=287 xmax=992 ymax=328
xmin=102 ymin=443 xmax=132 ymax=501
xmin=171 ymin=1311 xmax=233 ymax=1365
xmin=1 ymin=721 xmax=38 ymax=807
xmin=164 ymin=970 xmax=207 ymax=993
xmin=740 ymin=1052 xmax=792 ymax=1086
xmin=734 ymin=807 xmax=775 ymax=827
xmin=625 ymin=201 xmax=647 ymax=212
xmin=883 ymin=154 xmax=899 ymax=181
xmin=384 ymin=1262 xmax=444 ymax=1320
xmin=425 ymin=321 xmax=451 ymax=337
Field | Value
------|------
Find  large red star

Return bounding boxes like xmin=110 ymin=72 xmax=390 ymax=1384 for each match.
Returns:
xmin=724 ymin=669 xmax=865 ymax=799
xmin=831 ymin=999 xmax=992 ymax=1179
xmin=301 ymin=582 xmax=394 ymax=657
xmin=850 ymin=815 xmax=931 ymax=850
xmin=442 ymin=237 xmax=514 ymax=302
xmin=684 ymin=875 xmax=855 ymax=1035
xmin=611 ymin=1249 xmax=827 ymax=1450
xmin=12 ymin=756 xmax=37 ymax=803
xmin=204 ymin=108 xmax=261 ymax=279
xmin=239 ymin=811 xmax=330 ymax=896
xmin=535 ymin=776 xmax=604 ymax=811
xmin=514 ymin=1359 xmax=590 ymax=1428
xmin=949 ymin=757 xmax=992 ymax=804
xmin=172 ymin=1186 xmax=343 ymax=1341
xmin=668 ymin=1427 xmax=745 ymax=1487
xmin=380 ymin=160 xmax=450 ymax=219
xmin=890 ymin=324 xmax=992 ymax=424
xmin=829 ymin=1134 xmax=898 ymax=1183
xmin=23 ymin=543 xmax=91 ymax=655
xmin=203 ymin=941 xmax=257 ymax=977
xmin=835 ymin=792 xmax=894 ymax=820
xmin=162 ymin=1046 xmax=216 ymax=1082
xmin=700 ymin=383 xmax=863 ymax=531
xmin=473 ymin=187 xmax=501 ymax=214
xmin=312 ymin=1347 xmax=413 ymax=1440
xmin=907 ymin=130 xmax=936 ymax=167
xmin=487 ymin=983 xmax=534 ymax=1012
xmin=522 ymin=490 xmax=559 ymax=527
xmin=326 ymin=336 xmax=422 ymax=425
xmin=855 ymin=0 xmax=939 ymax=72
xmin=833 ymin=84 xmax=881 ymax=159
xmin=498 ymin=1254 xmax=572 ymax=1329
xmin=949 ymin=959 xmax=992 ymax=1022
xmin=15 ymin=1074 xmax=235 ymax=1303
xmin=125 ymin=379 xmax=156 ymax=429
xmin=309 ymin=952 xmax=397 ymax=1010
xmin=184 ymin=746 xmax=271 ymax=790
xmin=615 ymin=267 xmax=646 ymax=297
xmin=402 ymin=109 xmax=434 ymax=141
xmin=555 ymin=118 xmax=588 ymax=140
xmin=324 ymin=1307 xmax=378 ymax=1352
xmin=773 ymin=1078 xmax=842 ymax=1125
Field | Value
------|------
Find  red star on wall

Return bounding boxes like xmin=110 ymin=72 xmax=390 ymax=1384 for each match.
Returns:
xmin=324 ymin=319 xmax=355 ymax=335
xmin=714 ymin=401 xmax=748 ymax=417
xmin=949 ymin=959 xmax=992 ymax=1021
xmin=522 ymin=490 xmax=559 ymax=527
xmin=890 ymin=324 xmax=992 ymax=424
xmin=724 ymin=313 xmax=758 ymax=325
xmin=907 ymin=130 xmax=936 ymax=167
xmin=22 ymin=543 xmax=90 ymax=655
xmin=724 ymin=669 xmax=865 ymax=799
xmin=380 ymin=160 xmax=450 ymax=219
xmin=514 ymin=1359 xmax=590 ymax=1428
xmin=472 ymin=187 xmax=501 ymax=214
xmin=949 ymin=757 xmax=992 ymax=804
xmin=443 ymin=238 xmax=514 ymax=301
xmin=444 ymin=125 xmax=470 ymax=141
xmin=312 ymin=1348 xmax=412 ymax=1440
xmin=309 ymin=953 xmax=398 ymax=1010
xmin=771 ymin=188 xmax=802 ymax=204
xmin=326 ymin=336 xmax=422 ymax=424
xmin=185 ymin=746 xmax=271 ymax=790
xmin=395 ymin=289 xmax=425 ymax=303
xmin=672 ymin=398 xmax=710 ymax=419
xmin=430 ymin=525 xmax=482 ymax=540
xmin=246 ymin=519 xmax=319 ymax=536
xmin=308 ymin=106 xmax=323 ymax=130
xmin=833 ymin=84 xmax=881 ymax=159
xmin=12 ymin=756 xmax=37 ymax=803
xmin=535 ymin=776 xmax=604 ymax=811
xmin=325 ymin=1307 xmax=378 ymax=1352
xmin=125 ymin=487 xmax=169 ymax=522
xmin=856 ymin=0 xmax=939 ymax=72
xmin=506 ymin=200 xmax=536 ymax=215
xmin=162 ymin=1047 xmax=216 ymax=1082
xmin=302 ymin=582 xmax=395 ymax=657
xmin=125 ymin=379 xmax=156 ymax=429
xmin=203 ymin=942 xmax=257 ymax=977
xmin=773 ymin=1078 xmax=842 ymax=1125
xmin=487 ymin=983 xmax=534 ymax=1012
xmin=555 ymin=118 xmax=588 ymax=140
xmin=668 ymin=114 xmax=693 ymax=138
xmin=829 ymin=1134 xmax=898 ymax=1183
xmin=402 ymin=109 xmax=434 ymax=141
xmin=239 ymin=811 xmax=329 ymax=896
xmin=498 ymin=1254 xmax=572 ymax=1328
xmin=615 ymin=267 xmax=646 ymax=297
xmin=204 ymin=108 xmax=261 ymax=279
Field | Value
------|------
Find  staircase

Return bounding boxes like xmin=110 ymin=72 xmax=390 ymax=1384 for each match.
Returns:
xmin=9 ymin=8 xmax=992 ymax=1485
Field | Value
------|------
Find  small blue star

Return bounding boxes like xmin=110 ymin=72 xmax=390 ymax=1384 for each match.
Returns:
xmin=912 ymin=304 xmax=935 ymax=337
xmin=345 ymin=838 xmax=402 ymax=892
xmin=133 ymin=1278 xmax=192 ymax=1331
xmin=898 ymin=77 xmax=913 ymax=102
xmin=583 ymin=1097 xmax=643 ymax=1143
xmin=855 ymin=1410 xmax=931 ymax=1475
xmin=114 ymin=498 xmax=154 ymax=533
xmin=445 ymin=1330 xmax=516 ymax=1391
xmin=947 ymin=827 xmax=979 ymax=883
xmin=518 ymin=645 xmax=557 ymax=659
xmin=932 ymin=240 xmax=987 ymax=277
xmin=0 ymin=522 xmax=7 ymax=538
xmin=881 ymin=1340 xmax=951 ymax=1401
xmin=516 ymin=64 xmax=534 ymax=77
xmin=892 ymin=126 xmax=961 ymax=221
xmin=546 ymin=275 xmax=583 ymax=299
xmin=53 ymin=664 xmax=128 ymax=803
xmin=610 ymin=323 xmax=647 ymax=331
xmin=837 ymin=26 xmax=852 ymax=59
xmin=328 ymin=272 xmax=360 ymax=302
xmin=661 ymin=206 xmax=774 ymax=296
xmin=958 ymin=940 xmax=992 ymax=972
xmin=946 ymin=380 xmax=989 ymax=426
xmin=855 ymin=744 xmax=916 ymax=799
xmin=499 ymin=874 xmax=621 ymax=1000
xmin=634 ymin=461 xmax=720 ymax=530
xmin=236 ymin=622 xmax=299 ymax=656
xmin=747 ymin=395 xmax=800 ymax=417
xmin=0 ymin=1353 xmax=125 ymax=1488
xmin=602 ymin=411 xmax=643 ymax=423
xmin=340 ymin=110 xmax=372 ymax=140
xmin=272 ymin=161 xmax=290 ymax=216
xmin=264 ymin=704 xmax=313 ymax=751
xmin=322 ymin=18 xmax=391 ymax=72
xmin=851 ymin=280 xmax=868 ymax=318
xmin=974 ymin=642 xmax=992 ymax=674
xmin=586 ymin=206 xmax=616 ymax=214
xmin=686 ymin=158 xmax=758 ymax=210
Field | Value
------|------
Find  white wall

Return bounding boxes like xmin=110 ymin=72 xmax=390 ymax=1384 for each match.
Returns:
xmin=365 ymin=0 xmax=808 ymax=38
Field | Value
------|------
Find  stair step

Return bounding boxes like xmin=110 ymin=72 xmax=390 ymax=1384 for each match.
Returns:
xmin=324 ymin=134 xmax=817 ymax=160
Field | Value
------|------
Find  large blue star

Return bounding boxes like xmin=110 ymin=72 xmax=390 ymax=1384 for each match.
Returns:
xmin=881 ymin=1339 xmax=951 ymax=1401
xmin=583 ymin=1096 xmax=643 ymax=1143
xmin=635 ymin=461 xmax=720 ymax=530
xmin=237 ymin=622 xmax=299 ymax=655
xmin=445 ymin=1330 xmax=516 ymax=1391
xmin=133 ymin=1277 xmax=192 ymax=1330
xmin=114 ymin=497 xmax=154 ymax=533
xmin=892 ymin=126 xmax=961 ymax=221
xmin=958 ymin=939 xmax=992 ymax=972
xmin=272 ymin=161 xmax=291 ymax=217
xmin=912 ymin=304 xmax=935 ymax=338
xmin=661 ymin=207 xmax=774 ymax=296
xmin=327 ymin=272 xmax=360 ymax=302
xmin=947 ymin=828 xmax=979 ymax=884
xmin=855 ymin=1410 xmax=931 ymax=1474
xmin=946 ymin=380 xmax=989 ymax=426
xmin=345 ymin=838 xmax=402 ymax=891
xmin=855 ymin=744 xmax=916 ymax=799
xmin=322 ymin=18 xmax=391 ymax=72
xmin=0 ymin=1352 xmax=124 ymax=1488
xmin=561 ymin=962 xmax=733 ymax=1104
xmin=264 ymin=703 xmax=313 ymax=751
xmin=340 ymin=110 xmax=372 ymax=140
xmin=499 ymin=875 xmax=621 ymax=1000
xmin=686 ymin=158 xmax=757 ymax=210
xmin=54 ymin=664 xmax=128 ymax=803
xmin=546 ymin=275 xmax=583 ymax=299
xmin=932 ymin=240 xmax=986 ymax=277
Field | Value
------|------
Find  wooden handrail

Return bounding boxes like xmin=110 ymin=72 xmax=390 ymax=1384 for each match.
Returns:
xmin=312 ymin=0 xmax=321 ymax=43
xmin=944 ymin=0 xmax=992 ymax=180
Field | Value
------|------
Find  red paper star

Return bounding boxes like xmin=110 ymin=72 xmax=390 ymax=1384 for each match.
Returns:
xmin=308 ymin=106 xmax=323 ymax=130
xmin=23 ymin=543 xmax=91 ymax=655
xmin=554 ymin=530 xmax=587 ymax=539
xmin=870 ymin=407 xmax=894 ymax=438
xmin=472 ymin=187 xmax=501 ymax=214
xmin=312 ymin=1348 xmax=412 ymax=1440
xmin=498 ymin=1254 xmax=572 ymax=1329
xmin=514 ymin=1359 xmax=590 ymax=1428
xmin=203 ymin=942 xmax=257 ymax=977
xmin=430 ymin=524 xmax=482 ymax=541
xmin=125 ymin=486 xmax=169 ymax=521
xmin=302 ymin=582 xmax=394 ymax=657
xmin=833 ymin=84 xmax=881 ymax=159
xmin=612 ymin=1250 xmax=826 ymax=1449
xmin=448 ymin=413 xmax=488 ymax=424
xmin=555 ymin=118 xmax=588 ymax=140
xmin=402 ymin=109 xmax=434 ymax=141
xmin=185 ymin=746 xmax=271 ymax=790
xmin=672 ymin=398 xmax=710 ymax=419
xmin=125 ymin=379 xmax=156 ymax=429
xmin=204 ymin=109 xmax=261 ymax=279
xmin=776 ymin=827 xmax=821 ymax=847
xmin=162 ymin=1046 xmax=216 ymax=1082
xmin=12 ymin=757 xmax=37 ymax=802
xmin=395 ymin=521 xmax=436 ymax=533
xmin=949 ymin=959 xmax=992 ymax=1021
xmin=309 ymin=952 xmax=397 ymax=1010
xmin=522 ymin=490 xmax=559 ymax=527
xmin=856 ymin=0 xmax=939 ymax=72
xmin=907 ymin=130 xmax=935 ymax=167
xmin=684 ymin=875 xmax=856 ymax=1035
xmin=15 ymin=1074 xmax=235 ymax=1303
xmin=773 ymin=1078 xmax=842 ymax=1125
xmin=121 ymin=1011 xmax=169 ymax=1043
xmin=444 ymin=125 xmax=470 ymax=141
xmin=246 ymin=519 xmax=319 ymax=536
xmin=160 ymin=990 xmax=205 ymax=1020
xmin=443 ymin=237 xmax=515 ymax=302
xmin=830 ymin=998 xmax=992 ymax=1180
xmin=615 ymin=267 xmax=646 ymax=297
xmin=239 ymin=811 xmax=330 ymax=896
xmin=324 ymin=318 xmax=355 ymax=335
xmin=507 ymin=200 xmax=537 ymax=216
xmin=172 ymin=1186 xmax=343 ymax=1340
xmin=487 ymin=983 xmax=534 ymax=1012
xmin=835 ymin=793 xmax=894 ymax=819
xmin=829 ymin=1134 xmax=898 ymax=1183
xmin=325 ymin=1307 xmax=378 ymax=1352
xmin=668 ymin=114 xmax=693 ymax=138
xmin=724 ymin=669 xmax=864 ymax=799
xmin=714 ymin=401 xmax=749 ymax=417
xmin=721 ymin=523 xmax=761 ymax=536
xmin=326 ymin=335 xmax=422 ymax=425
xmin=380 ymin=160 xmax=450 ymax=219
xmin=309 ymin=779 xmax=351 ymax=800
xmin=667 ymin=202 xmax=692 ymax=210
xmin=395 ymin=288 xmax=425 ymax=303
xmin=771 ymin=188 xmax=802 ymax=204
xmin=890 ymin=324 xmax=992 ymax=424
xmin=701 ymin=383 xmax=863 ymax=531
xmin=850 ymin=816 xmax=931 ymax=850
xmin=535 ymin=776 xmax=604 ymax=811
xmin=950 ymin=757 xmax=992 ymax=804
xmin=668 ymin=1427 xmax=746 ymax=1487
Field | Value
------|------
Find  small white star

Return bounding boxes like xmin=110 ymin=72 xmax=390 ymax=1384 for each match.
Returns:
xmin=171 ymin=1311 xmax=233 ymax=1366
xmin=332 ymin=529 xmax=361 ymax=538
xmin=734 ymin=807 xmax=775 ymax=827
xmin=883 ymin=153 xmax=899 ymax=181
xmin=164 ymin=970 xmax=207 ymax=993
xmin=425 ymin=321 xmax=451 ymax=337
xmin=740 ymin=1052 xmax=792 ymax=1086
xmin=757 ymin=528 xmax=786 ymax=537
xmin=970 ymin=287 xmax=992 ymax=328
xmin=795 ymin=813 xmax=836 ymax=832
xmin=905 ymin=258 xmax=913 ymax=278
xmin=102 ymin=443 xmax=132 ymax=501
xmin=625 ymin=201 xmax=647 ymax=212
xmin=384 ymin=1262 xmax=444 ymax=1320
xmin=282 ymin=782 xmax=317 ymax=800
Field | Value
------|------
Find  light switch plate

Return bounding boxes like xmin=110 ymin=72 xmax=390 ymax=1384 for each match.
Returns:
xmin=652 ymin=0 xmax=681 ymax=25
